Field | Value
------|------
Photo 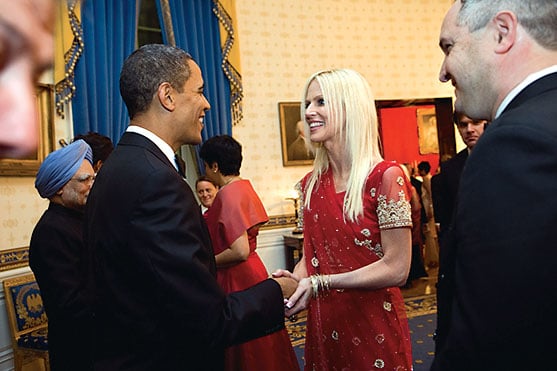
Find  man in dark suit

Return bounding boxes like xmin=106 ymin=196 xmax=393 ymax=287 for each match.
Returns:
xmin=30 ymin=140 xmax=94 ymax=370
xmin=432 ymin=1 xmax=557 ymax=370
xmin=84 ymin=44 xmax=296 ymax=370
xmin=431 ymin=112 xmax=486 ymax=243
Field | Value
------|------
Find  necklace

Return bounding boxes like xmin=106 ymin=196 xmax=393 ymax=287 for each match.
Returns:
xmin=223 ymin=176 xmax=241 ymax=186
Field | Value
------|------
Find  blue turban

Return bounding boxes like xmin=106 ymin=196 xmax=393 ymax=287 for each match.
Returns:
xmin=35 ymin=139 xmax=93 ymax=198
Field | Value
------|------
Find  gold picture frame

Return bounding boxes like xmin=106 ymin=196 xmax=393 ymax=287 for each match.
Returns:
xmin=416 ymin=107 xmax=440 ymax=155
xmin=278 ymin=102 xmax=314 ymax=167
xmin=0 ymin=84 xmax=54 ymax=176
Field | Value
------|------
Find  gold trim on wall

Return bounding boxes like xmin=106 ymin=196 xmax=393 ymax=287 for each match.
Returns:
xmin=0 ymin=84 xmax=55 ymax=176
xmin=261 ymin=214 xmax=297 ymax=230
xmin=0 ymin=247 xmax=29 ymax=272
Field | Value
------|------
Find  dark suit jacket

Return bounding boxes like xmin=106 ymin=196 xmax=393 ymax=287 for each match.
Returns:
xmin=431 ymin=149 xmax=468 ymax=241
xmin=84 ymin=132 xmax=285 ymax=370
xmin=432 ymin=73 xmax=557 ymax=370
xmin=30 ymin=203 xmax=92 ymax=370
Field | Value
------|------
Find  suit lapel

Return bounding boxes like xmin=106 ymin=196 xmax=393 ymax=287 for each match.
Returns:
xmin=118 ymin=132 xmax=178 ymax=174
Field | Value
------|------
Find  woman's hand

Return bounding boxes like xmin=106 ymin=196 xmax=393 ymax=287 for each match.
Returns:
xmin=284 ymin=277 xmax=312 ymax=316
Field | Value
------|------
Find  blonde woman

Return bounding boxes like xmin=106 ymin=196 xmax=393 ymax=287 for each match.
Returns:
xmin=275 ymin=69 xmax=413 ymax=370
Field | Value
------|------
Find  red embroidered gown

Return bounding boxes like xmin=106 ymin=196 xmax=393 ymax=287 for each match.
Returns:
xmin=301 ymin=161 xmax=413 ymax=370
xmin=205 ymin=179 xmax=299 ymax=371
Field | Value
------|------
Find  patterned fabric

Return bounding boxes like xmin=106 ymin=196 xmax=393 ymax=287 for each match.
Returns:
xmin=9 ymin=282 xmax=48 ymax=332
xmin=301 ymin=161 xmax=413 ymax=370
xmin=18 ymin=328 xmax=49 ymax=350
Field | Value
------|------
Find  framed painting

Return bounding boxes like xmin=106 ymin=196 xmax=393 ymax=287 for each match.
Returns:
xmin=0 ymin=84 xmax=54 ymax=176
xmin=278 ymin=102 xmax=314 ymax=166
xmin=416 ymin=107 xmax=440 ymax=155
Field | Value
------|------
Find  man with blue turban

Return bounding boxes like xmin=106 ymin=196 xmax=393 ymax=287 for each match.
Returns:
xmin=29 ymin=139 xmax=94 ymax=370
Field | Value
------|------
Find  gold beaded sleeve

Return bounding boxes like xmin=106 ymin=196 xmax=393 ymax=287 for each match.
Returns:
xmin=376 ymin=166 xmax=412 ymax=230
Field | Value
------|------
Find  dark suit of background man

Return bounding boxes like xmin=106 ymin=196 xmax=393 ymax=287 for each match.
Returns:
xmin=431 ymin=112 xmax=486 ymax=243
xmin=30 ymin=140 xmax=94 ymax=370
xmin=84 ymin=44 xmax=296 ymax=370
xmin=432 ymin=1 xmax=557 ymax=370
xmin=431 ymin=112 xmax=486 ymax=360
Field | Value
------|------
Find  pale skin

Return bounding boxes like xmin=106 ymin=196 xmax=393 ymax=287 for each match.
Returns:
xmin=274 ymin=79 xmax=411 ymax=316
xmin=438 ymin=3 xmax=557 ymax=121
xmin=196 ymin=180 xmax=218 ymax=209
xmin=0 ymin=0 xmax=54 ymax=158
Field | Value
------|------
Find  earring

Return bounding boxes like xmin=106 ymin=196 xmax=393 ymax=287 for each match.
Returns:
xmin=213 ymin=169 xmax=217 ymax=173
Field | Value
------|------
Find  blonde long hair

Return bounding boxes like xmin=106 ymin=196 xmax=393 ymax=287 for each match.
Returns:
xmin=301 ymin=69 xmax=383 ymax=223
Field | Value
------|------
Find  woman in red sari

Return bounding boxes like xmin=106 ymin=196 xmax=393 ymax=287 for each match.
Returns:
xmin=200 ymin=135 xmax=299 ymax=371
xmin=275 ymin=69 xmax=413 ymax=370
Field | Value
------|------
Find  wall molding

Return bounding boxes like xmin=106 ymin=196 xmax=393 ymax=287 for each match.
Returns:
xmin=261 ymin=214 xmax=296 ymax=230
xmin=0 ymin=247 xmax=29 ymax=272
xmin=0 ymin=213 xmax=295 ymax=271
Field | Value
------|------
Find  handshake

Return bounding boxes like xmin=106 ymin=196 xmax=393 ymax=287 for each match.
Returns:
xmin=271 ymin=269 xmax=313 ymax=318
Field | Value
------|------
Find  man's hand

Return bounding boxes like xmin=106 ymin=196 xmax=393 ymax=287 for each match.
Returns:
xmin=271 ymin=276 xmax=298 ymax=298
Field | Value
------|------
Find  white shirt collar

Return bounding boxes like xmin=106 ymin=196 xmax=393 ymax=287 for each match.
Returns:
xmin=495 ymin=65 xmax=557 ymax=118
xmin=126 ymin=125 xmax=179 ymax=171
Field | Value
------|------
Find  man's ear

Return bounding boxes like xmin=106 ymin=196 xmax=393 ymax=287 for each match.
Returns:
xmin=210 ymin=162 xmax=219 ymax=173
xmin=157 ymin=82 xmax=175 ymax=111
xmin=492 ymin=11 xmax=517 ymax=54
xmin=93 ymin=160 xmax=103 ymax=172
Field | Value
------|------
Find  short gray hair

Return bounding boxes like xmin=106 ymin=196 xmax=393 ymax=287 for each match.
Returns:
xmin=458 ymin=0 xmax=557 ymax=50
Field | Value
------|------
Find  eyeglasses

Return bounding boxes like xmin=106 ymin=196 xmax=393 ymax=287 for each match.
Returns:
xmin=71 ymin=173 xmax=96 ymax=183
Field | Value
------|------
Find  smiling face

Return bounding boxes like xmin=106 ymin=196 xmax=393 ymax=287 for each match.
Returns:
xmin=304 ymin=79 xmax=337 ymax=146
xmin=196 ymin=180 xmax=218 ymax=208
xmin=438 ymin=3 xmax=495 ymax=121
xmin=174 ymin=60 xmax=211 ymax=146
xmin=0 ymin=0 xmax=54 ymax=158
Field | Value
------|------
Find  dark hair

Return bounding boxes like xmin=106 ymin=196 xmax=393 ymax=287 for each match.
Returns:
xmin=453 ymin=111 xmax=467 ymax=126
xmin=73 ymin=132 xmax=114 ymax=165
xmin=418 ymin=161 xmax=431 ymax=173
xmin=195 ymin=176 xmax=218 ymax=189
xmin=119 ymin=44 xmax=192 ymax=119
xmin=199 ymin=135 xmax=242 ymax=176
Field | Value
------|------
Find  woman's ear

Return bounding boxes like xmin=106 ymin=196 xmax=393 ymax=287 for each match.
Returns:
xmin=211 ymin=162 xmax=219 ymax=173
